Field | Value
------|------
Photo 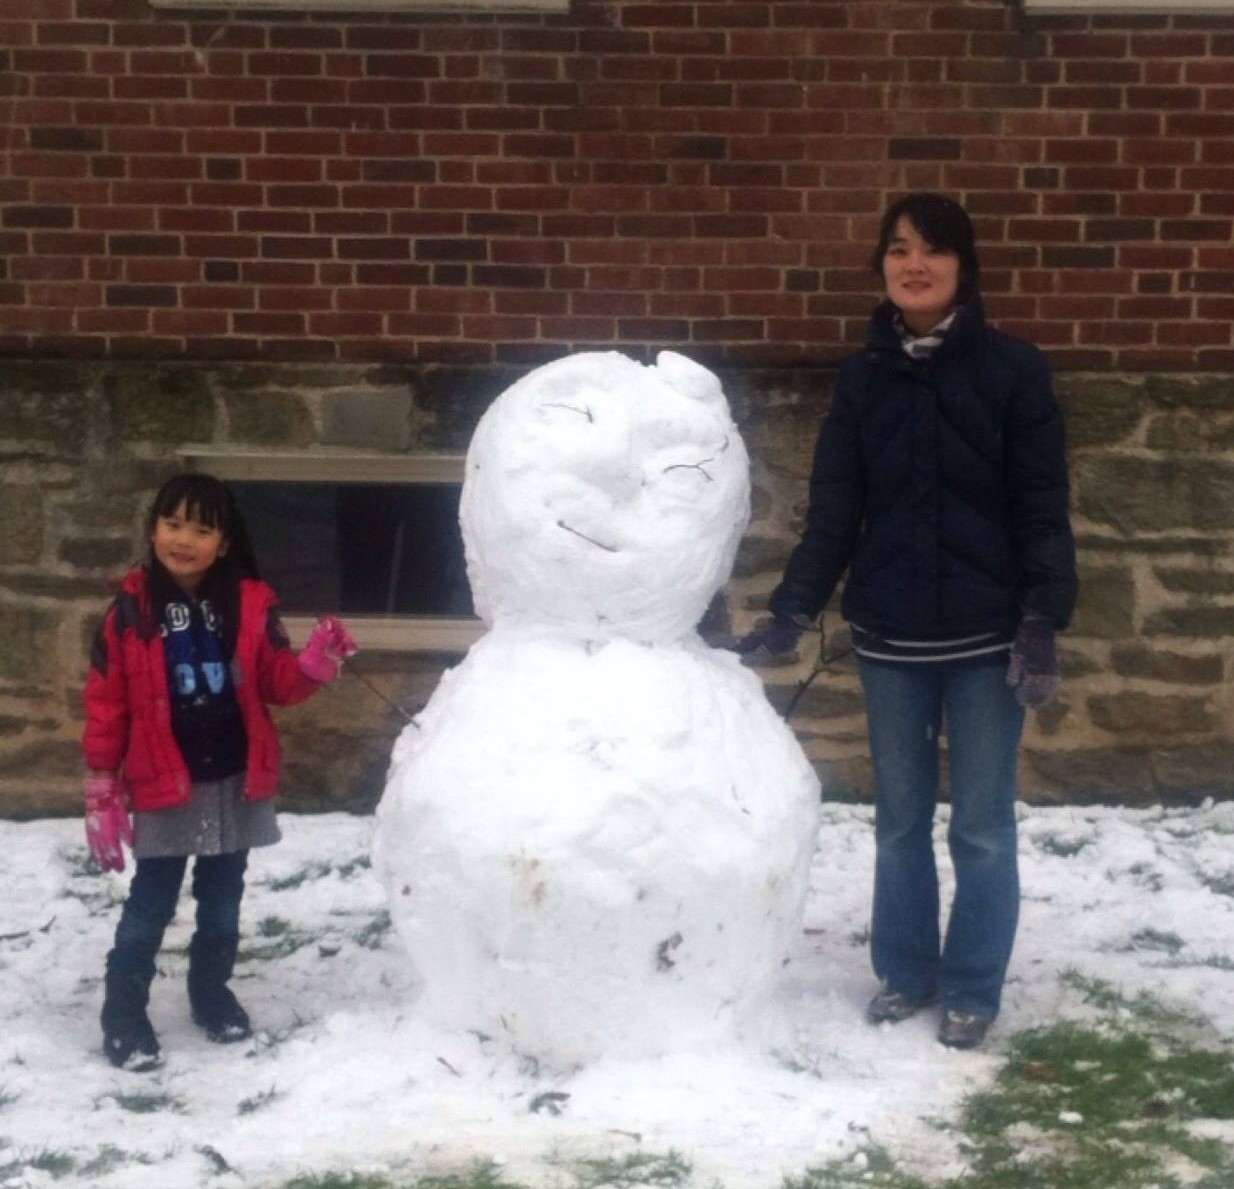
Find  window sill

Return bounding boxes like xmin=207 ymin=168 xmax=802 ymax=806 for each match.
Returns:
xmin=284 ymin=614 xmax=482 ymax=654
xmin=184 ymin=449 xmax=466 ymax=486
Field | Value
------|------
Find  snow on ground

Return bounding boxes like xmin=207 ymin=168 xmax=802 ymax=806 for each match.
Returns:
xmin=2 ymin=799 xmax=1232 ymax=1189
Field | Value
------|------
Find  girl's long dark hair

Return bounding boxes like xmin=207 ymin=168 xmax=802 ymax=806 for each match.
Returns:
xmin=143 ymin=472 xmax=259 ymax=658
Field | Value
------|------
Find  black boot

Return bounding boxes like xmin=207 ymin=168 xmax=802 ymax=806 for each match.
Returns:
xmin=187 ymin=934 xmax=251 ymax=1043
xmin=101 ymin=958 xmax=162 ymax=1072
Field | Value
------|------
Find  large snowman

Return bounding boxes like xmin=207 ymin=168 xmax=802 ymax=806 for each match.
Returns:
xmin=373 ymin=350 xmax=821 ymax=1067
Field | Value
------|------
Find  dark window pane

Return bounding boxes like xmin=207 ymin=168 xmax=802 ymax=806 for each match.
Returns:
xmin=230 ymin=481 xmax=474 ymax=617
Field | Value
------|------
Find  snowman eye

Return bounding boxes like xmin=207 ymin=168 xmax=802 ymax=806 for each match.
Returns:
xmin=538 ymin=402 xmax=594 ymax=423
xmin=662 ymin=437 xmax=728 ymax=483
xmin=662 ymin=458 xmax=715 ymax=483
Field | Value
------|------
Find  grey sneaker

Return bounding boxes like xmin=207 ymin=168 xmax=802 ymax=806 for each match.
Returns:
xmin=865 ymin=986 xmax=938 ymax=1025
xmin=937 ymin=1009 xmax=992 ymax=1050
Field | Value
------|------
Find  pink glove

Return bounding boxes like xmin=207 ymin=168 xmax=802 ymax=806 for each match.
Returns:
xmin=297 ymin=615 xmax=358 ymax=684
xmin=84 ymin=774 xmax=133 ymax=873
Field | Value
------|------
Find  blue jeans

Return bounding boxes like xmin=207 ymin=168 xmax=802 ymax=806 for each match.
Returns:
xmin=110 ymin=851 xmax=248 ymax=977
xmin=859 ymin=658 xmax=1024 ymax=1019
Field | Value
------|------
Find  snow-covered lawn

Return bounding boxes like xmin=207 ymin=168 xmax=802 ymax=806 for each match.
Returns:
xmin=2 ymin=800 xmax=1232 ymax=1189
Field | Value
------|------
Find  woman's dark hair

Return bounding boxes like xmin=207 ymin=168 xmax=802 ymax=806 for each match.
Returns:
xmin=143 ymin=472 xmax=259 ymax=657
xmin=870 ymin=192 xmax=980 ymax=303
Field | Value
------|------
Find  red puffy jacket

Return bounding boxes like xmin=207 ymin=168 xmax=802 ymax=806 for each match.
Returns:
xmin=82 ymin=569 xmax=322 ymax=810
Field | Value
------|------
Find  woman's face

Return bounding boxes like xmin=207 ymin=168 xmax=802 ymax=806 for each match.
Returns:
xmin=881 ymin=216 xmax=961 ymax=334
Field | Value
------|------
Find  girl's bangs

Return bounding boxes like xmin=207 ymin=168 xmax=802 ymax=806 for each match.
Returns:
xmin=150 ymin=475 xmax=231 ymax=534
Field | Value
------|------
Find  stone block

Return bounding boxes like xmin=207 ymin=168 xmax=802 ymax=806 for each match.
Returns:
xmin=1074 ymin=455 xmax=1234 ymax=536
xmin=0 ymin=739 xmax=82 ymax=779
xmin=0 ymin=379 xmax=90 ymax=456
xmin=1110 ymin=643 xmax=1223 ymax=685
xmin=1151 ymin=742 xmax=1234 ymax=799
xmin=1088 ymin=691 xmax=1216 ymax=736
xmin=413 ymin=367 xmax=514 ymax=450
xmin=0 ymin=780 xmax=79 ymax=819
xmin=2 ymin=574 xmax=113 ymax=600
xmin=1021 ymin=746 xmax=1157 ymax=805
xmin=59 ymin=537 xmax=135 ymax=571
xmin=1069 ymin=565 xmax=1134 ymax=638
xmin=1032 ymin=698 xmax=1071 ymax=736
xmin=1145 ymin=412 xmax=1234 ymax=453
xmin=769 ymin=679 xmax=866 ymax=722
xmin=1055 ymin=375 xmax=1145 ymax=450
xmin=321 ymin=389 xmax=412 ymax=450
xmin=1058 ymin=646 xmax=1103 ymax=678
xmin=1143 ymin=606 xmax=1234 ymax=638
xmin=736 ymin=382 xmax=833 ymax=482
xmin=106 ymin=368 xmax=216 ymax=443
xmin=0 ymin=486 xmax=44 ymax=564
xmin=732 ymin=533 xmax=794 ymax=580
xmin=1145 ymin=374 xmax=1234 ymax=411
xmin=0 ymin=606 xmax=59 ymax=684
xmin=1078 ymin=533 xmax=1230 ymax=558
xmin=1153 ymin=565 xmax=1234 ymax=596
xmin=223 ymin=390 xmax=313 ymax=446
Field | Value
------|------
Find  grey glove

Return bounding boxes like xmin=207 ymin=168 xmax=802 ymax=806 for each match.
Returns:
xmin=1007 ymin=612 xmax=1059 ymax=709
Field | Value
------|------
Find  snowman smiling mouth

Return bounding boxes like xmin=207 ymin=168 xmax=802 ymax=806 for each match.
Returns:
xmin=556 ymin=520 xmax=618 ymax=553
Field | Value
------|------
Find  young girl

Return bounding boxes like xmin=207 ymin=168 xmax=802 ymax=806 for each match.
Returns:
xmin=82 ymin=473 xmax=356 ymax=1071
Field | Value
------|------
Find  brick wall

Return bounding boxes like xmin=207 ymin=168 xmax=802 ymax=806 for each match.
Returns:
xmin=5 ymin=0 xmax=1234 ymax=369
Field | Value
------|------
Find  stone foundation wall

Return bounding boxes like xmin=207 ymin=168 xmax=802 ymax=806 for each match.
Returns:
xmin=2 ymin=360 xmax=1232 ymax=817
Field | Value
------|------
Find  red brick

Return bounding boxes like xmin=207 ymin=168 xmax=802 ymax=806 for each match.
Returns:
xmin=233 ymin=313 xmax=305 ymax=336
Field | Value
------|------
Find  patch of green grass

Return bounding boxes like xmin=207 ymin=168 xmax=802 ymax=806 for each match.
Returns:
xmin=1154 ymin=953 xmax=1234 ymax=972
xmin=1120 ymin=928 xmax=1185 ymax=955
xmin=412 ymin=1164 xmax=529 ymax=1189
xmin=279 ymin=1163 xmax=526 ymax=1189
xmin=1031 ymin=833 xmax=1093 ymax=858
xmin=264 ymin=856 xmax=372 ymax=892
xmin=238 ymin=1085 xmax=280 ymax=1115
xmin=1060 ymin=969 xmax=1205 ymax=1029
xmin=567 ymin=1150 xmax=693 ymax=1188
xmin=0 ymin=1148 xmax=77 ymax=1180
xmin=780 ymin=974 xmax=1234 ymax=1189
xmin=783 ymin=1146 xmax=931 ymax=1188
xmin=354 ymin=910 xmax=392 ymax=950
xmin=240 ymin=918 xmax=320 ymax=961
xmin=99 ymin=1090 xmax=186 ymax=1115
xmin=281 ymin=1175 xmax=406 ymax=1189
xmin=1198 ymin=870 xmax=1234 ymax=898
xmin=79 ymin=1145 xmax=152 ymax=1176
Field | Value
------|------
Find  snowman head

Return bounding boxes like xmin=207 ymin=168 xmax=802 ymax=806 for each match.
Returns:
xmin=460 ymin=350 xmax=750 ymax=643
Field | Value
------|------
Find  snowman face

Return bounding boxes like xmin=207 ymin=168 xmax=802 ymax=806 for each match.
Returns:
xmin=460 ymin=350 xmax=750 ymax=642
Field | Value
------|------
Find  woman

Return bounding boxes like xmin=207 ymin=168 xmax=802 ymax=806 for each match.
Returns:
xmin=737 ymin=193 xmax=1076 ymax=1049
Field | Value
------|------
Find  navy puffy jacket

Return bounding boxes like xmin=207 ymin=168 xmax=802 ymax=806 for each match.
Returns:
xmin=768 ymin=297 xmax=1077 ymax=639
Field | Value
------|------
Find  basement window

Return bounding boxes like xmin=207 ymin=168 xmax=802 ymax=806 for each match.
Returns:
xmin=1023 ymin=1 xmax=1234 ymax=11
xmin=183 ymin=451 xmax=481 ymax=653
xmin=149 ymin=0 xmax=568 ymax=11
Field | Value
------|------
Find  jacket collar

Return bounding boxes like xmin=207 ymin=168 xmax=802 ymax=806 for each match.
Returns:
xmin=867 ymin=293 xmax=986 ymax=367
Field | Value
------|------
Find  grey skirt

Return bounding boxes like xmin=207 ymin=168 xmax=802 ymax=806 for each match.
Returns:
xmin=132 ymin=772 xmax=281 ymax=859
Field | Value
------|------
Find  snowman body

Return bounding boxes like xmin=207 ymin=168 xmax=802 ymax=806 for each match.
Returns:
xmin=374 ymin=351 xmax=821 ymax=1066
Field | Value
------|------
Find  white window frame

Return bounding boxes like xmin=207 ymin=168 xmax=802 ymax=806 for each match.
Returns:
xmin=1024 ymin=0 xmax=1234 ymax=11
xmin=183 ymin=450 xmax=483 ymax=653
xmin=150 ymin=0 xmax=567 ymax=11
